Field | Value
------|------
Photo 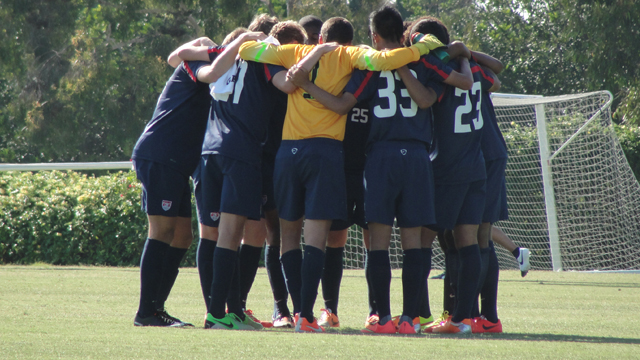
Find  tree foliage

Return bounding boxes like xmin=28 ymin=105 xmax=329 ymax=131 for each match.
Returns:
xmin=0 ymin=0 xmax=639 ymax=164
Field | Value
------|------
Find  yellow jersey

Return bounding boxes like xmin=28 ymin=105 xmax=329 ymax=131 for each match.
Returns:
xmin=239 ymin=43 xmax=434 ymax=141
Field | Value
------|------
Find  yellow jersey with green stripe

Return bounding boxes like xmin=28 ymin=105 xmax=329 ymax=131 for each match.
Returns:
xmin=239 ymin=43 xmax=427 ymax=141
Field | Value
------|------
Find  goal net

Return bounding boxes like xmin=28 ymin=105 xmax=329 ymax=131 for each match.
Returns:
xmin=343 ymin=90 xmax=640 ymax=271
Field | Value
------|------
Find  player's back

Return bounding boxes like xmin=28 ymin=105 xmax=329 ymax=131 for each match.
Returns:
xmin=431 ymin=59 xmax=495 ymax=184
xmin=480 ymin=91 xmax=507 ymax=162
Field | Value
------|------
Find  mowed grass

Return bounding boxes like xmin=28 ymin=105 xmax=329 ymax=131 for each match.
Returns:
xmin=1 ymin=265 xmax=639 ymax=359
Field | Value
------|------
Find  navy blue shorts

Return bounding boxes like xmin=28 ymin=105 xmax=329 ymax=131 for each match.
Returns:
xmin=433 ymin=179 xmax=486 ymax=230
xmin=483 ymin=158 xmax=509 ymax=223
xmin=274 ymin=138 xmax=347 ymax=221
xmin=199 ymin=154 xmax=262 ymax=226
xmin=364 ymin=142 xmax=435 ymax=228
xmin=261 ymin=156 xmax=277 ymax=213
xmin=331 ymin=170 xmax=367 ymax=231
xmin=134 ymin=159 xmax=192 ymax=218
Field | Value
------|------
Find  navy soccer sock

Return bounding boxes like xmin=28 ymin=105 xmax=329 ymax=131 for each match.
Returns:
xmin=238 ymin=244 xmax=263 ymax=310
xmin=481 ymin=241 xmax=500 ymax=323
xmin=208 ymin=247 xmax=237 ymax=319
xmin=402 ymin=249 xmax=423 ymax=319
xmin=196 ymin=238 xmax=216 ymax=312
xmin=365 ymin=249 xmax=377 ymax=316
xmin=138 ymin=238 xmax=169 ymax=318
xmin=512 ymin=247 xmax=520 ymax=259
xmin=452 ymin=244 xmax=481 ymax=323
xmin=280 ymin=249 xmax=303 ymax=315
xmin=418 ymin=248 xmax=432 ymax=319
xmin=472 ymin=246 xmax=491 ymax=318
xmin=265 ymin=245 xmax=290 ymax=317
xmin=226 ymin=252 xmax=244 ymax=319
xmin=322 ymin=246 xmax=344 ymax=315
xmin=369 ymin=250 xmax=392 ymax=321
xmin=300 ymin=245 xmax=325 ymax=322
xmin=444 ymin=248 xmax=458 ymax=313
xmin=156 ymin=246 xmax=188 ymax=310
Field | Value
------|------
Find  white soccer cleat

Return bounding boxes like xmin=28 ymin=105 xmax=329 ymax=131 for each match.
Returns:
xmin=518 ymin=248 xmax=531 ymax=277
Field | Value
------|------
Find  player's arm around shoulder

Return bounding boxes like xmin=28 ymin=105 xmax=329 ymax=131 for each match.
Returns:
xmin=396 ymin=66 xmax=437 ymax=109
xmin=286 ymin=65 xmax=356 ymax=115
xmin=482 ymin=66 xmax=502 ymax=92
xmin=197 ymin=31 xmax=266 ymax=84
xmin=239 ymin=42 xmax=305 ymax=69
xmin=444 ymin=56 xmax=473 ymax=91
xmin=167 ymin=37 xmax=217 ymax=68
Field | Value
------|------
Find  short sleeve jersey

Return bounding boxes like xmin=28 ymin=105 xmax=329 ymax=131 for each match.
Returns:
xmin=239 ymin=42 xmax=430 ymax=141
xmin=344 ymin=54 xmax=453 ymax=148
xmin=430 ymin=59 xmax=495 ymax=184
xmin=480 ymin=91 xmax=508 ymax=161
xmin=342 ymin=101 xmax=371 ymax=173
xmin=201 ymin=60 xmax=286 ymax=165
xmin=132 ymin=46 xmax=224 ymax=176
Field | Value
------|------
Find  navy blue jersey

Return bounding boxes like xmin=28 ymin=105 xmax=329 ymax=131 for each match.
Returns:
xmin=431 ymin=59 xmax=495 ymax=184
xmin=344 ymin=54 xmax=452 ymax=148
xmin=480 ymin=91 xmax=508 ymax=161
xmin=201 ymin=60 xmax=286 ymax=165
xmin=132 ymin=46 xmax=223 ymax=176
xmin=262 ymin=89 xmax=288 ymax=162
xmin=343 ymin=101 xmax=371 ymax=172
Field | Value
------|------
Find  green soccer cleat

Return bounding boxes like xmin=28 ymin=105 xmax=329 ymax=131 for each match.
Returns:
xmin=204 ymin=313 xmax=255 ymax=330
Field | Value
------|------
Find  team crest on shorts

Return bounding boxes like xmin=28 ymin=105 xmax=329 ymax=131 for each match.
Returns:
xmin=400 ymin=149 xmax=407 ymax=155
xmin=161 ymin=200 xmax=172 ymax=211
xmin=210 ymin=212 xmax=220 ymax=221
xmin=292 ymin=148 xmax=298 ymax=154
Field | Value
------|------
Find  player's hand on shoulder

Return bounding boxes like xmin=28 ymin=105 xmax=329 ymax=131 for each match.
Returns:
xmin=198 ymin=37 xmax=217 ymax=47
xmin=241 ymin=31 xmax=268 ymax=42
xmin=286 ymin=65 xmax=310 ymax=87
xmin=449 ymin=41 xmax=471 ymax=60
xmin=317 ymin=42 xmax=340 ymax=54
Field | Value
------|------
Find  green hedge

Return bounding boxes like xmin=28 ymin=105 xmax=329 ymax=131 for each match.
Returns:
xmin=1 ymin=122 xmax=640 ymax=265
xmin=0 ymin=170 xmax=197 ymax=266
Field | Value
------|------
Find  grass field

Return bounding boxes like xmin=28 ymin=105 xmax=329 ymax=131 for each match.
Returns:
xmin=1 ymin=265 xmax=639 ymax=359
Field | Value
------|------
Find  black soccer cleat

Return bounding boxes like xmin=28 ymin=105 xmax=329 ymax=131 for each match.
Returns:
xmin=134 ymin=310 xmax=191 ymax=327
xmin=156 ymin=308 xmax=194 ymax=327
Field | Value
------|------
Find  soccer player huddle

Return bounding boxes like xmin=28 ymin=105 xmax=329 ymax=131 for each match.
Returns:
xmin=130 ymin=4 xmax=532 ymax=335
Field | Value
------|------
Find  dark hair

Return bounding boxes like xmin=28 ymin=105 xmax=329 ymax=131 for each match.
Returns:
xmin=222 ymin=27 xmax=248 ymax=46
xmin=410 ymin=17 xmax=450 ymax=45
xmin=270 ymin=21 xmax=307 ymax=45
xmin=299 ymin=15 xmax=323 ymax=31
xmin=369 ymin=4 xmax=404 ymax=44
xmin=320 ymin=17 xmax=354 ymax=45
xmin=248 ymin=14 xmax=279 ymax=35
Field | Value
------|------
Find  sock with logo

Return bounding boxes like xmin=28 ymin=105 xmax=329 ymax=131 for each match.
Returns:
xmin=265 ymin=245 xmax=290 ymax=317
xmin=418 ymin=247 xmax=432 ymax=319
xmin=481 ymin=241 xmax=500 ymax=323
xmin=138 ymin=238 xmax=169 ymax=318
xmin=322 ymin=246 xmax=344 ymax=315
xmin=239 ymin=244 xmax=263 ymax=310
xmin=452 ymin=244 xmax=481 ymax=323
xmin=369 ymin=250 xmax=392 ymax=320
xmin=402 ymin=248 xmax=423 ymax=319
xmin=280 ymin=249 xmax=303 ymax=315
xmin=156 ymin=246 xmax=188 ymax=310
xmin=197 ymin=238 xmax=216 ymax=312
xmin=300 ymin=245 xmax=325 ymax=323
xmin=208 ymin=247 xmax=237 ymax=319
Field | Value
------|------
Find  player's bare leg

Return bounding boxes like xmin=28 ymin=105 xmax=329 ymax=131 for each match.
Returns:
xmin=492 ymin=226 xmax=530 ymax=276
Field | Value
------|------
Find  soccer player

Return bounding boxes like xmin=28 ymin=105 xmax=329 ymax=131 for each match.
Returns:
xmin=299 ymin=15 xmax=323 ymax=45
xmin=195 ymin=22 xmax=306 ymax=331
xmin=287 ymin=6 xmax=473 ymax=334
xmin=131 ymin=36 xmax=231 ymax=327
xmin=405 ymin=18 xmax=500 ymax=335
xmin=238 ymin=16 xmax=446 ymax=333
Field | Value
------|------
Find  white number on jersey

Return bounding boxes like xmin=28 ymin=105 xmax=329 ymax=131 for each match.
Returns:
xmin=373 ymin=70 xmax=418 ymax=119
xmin=351 ymin=108 xmax=369 ymax=123
xmin=216 ymin=60 xmax=248 ymax=104
xmin=453 ymin=81 xmax=483 ymax=133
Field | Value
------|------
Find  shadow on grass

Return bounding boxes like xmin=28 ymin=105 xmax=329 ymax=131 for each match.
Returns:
xmin=330 ymin=328 xmax=640 ymax=344
xmin=500 ymin=279 xmax=640 ymax=288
